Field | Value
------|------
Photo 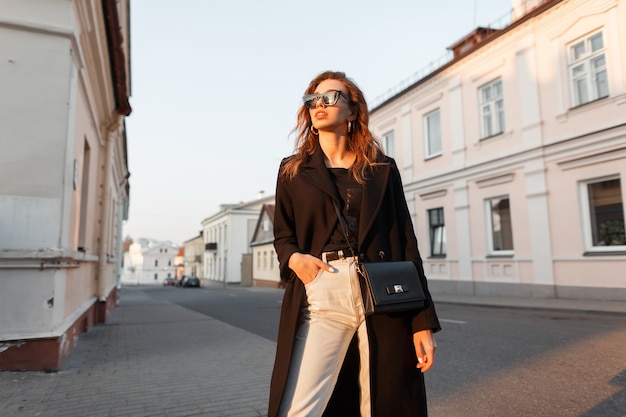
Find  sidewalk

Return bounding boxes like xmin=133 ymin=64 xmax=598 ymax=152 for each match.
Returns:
xmin=0 ymin=287 xmax=276 ymax=417
xmin=433 ymin=293 xmax=626 ymax=315
xmin=1 ymin=287 xmax=624 ymax=417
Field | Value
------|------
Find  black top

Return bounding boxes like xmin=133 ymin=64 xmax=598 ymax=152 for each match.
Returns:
xmin=324 ymin=167 xmax=362 ymax=254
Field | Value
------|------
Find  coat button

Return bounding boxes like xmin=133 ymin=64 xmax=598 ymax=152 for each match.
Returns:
xmin=378 ymin=251 xmax=385 ymax=259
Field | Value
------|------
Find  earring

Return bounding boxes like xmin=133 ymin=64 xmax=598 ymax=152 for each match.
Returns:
xmin=347 ymin=121 xmax=352 ymax=133
xmin=310 ymin=125 xmax=319 ymax=135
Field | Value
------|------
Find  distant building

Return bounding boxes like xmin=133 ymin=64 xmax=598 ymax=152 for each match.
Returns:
xmin=183 ymin=232 xmax=204 ymax=279
xmin=0 ymin=0 xmax=131 ymax=371
xmin=250 ymin=204 xmax=281 ymax=287
xmin=175 ymin=247 xmax=184 ymax=279
xmin=201 ymin=193 xmax=274 ymax=284
xmin=121 ymin=239 xmax=179 ymax=285
xmin=369 ymin=0 xmax=626 ymax=301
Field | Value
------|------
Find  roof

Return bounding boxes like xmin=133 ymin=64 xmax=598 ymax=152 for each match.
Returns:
xmin=250 ymin=204 xmax=276 ymax=246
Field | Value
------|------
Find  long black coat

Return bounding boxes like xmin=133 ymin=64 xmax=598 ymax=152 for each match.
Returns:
xmin=268 ymin=146 xmax=441 ymax=417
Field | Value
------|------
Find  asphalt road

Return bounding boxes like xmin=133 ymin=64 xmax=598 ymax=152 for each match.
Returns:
xmin=147 ymin=285 xmax=626 ymax=417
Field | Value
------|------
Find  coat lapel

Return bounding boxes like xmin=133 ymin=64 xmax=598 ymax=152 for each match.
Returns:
xmin=301 ymin=145 xmax=341 ymax=202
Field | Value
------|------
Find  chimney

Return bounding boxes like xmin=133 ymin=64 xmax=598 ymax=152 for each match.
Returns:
xmin=258 ymin=190 xmax=266 ymax=199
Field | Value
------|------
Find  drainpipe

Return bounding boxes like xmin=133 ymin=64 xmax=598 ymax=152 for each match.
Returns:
xmin=115 ymin=197 xmax=125 ymax=290
xmin=97 ymin=117 xmax=121 ymax=302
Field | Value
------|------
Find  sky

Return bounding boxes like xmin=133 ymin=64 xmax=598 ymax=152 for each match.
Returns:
xmin=122 ymin=0 xmax=513 ymax=246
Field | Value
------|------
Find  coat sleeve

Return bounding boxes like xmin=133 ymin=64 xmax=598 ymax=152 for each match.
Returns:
xmin=388 ymin=159 xmax=442 ymax=334
xmin=273 ymin=159 xmax=300 ymax=283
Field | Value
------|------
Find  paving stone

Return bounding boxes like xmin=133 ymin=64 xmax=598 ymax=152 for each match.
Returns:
xmin=0 ymin=287 xmax=275 ymax=417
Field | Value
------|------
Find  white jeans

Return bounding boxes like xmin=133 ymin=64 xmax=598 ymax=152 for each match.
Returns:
xmin=278 ymin=254 xmax=371 ymax=417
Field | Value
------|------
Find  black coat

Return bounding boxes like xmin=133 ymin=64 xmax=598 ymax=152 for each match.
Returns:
xmin=268 ymin=146 xmax=441 ymax=417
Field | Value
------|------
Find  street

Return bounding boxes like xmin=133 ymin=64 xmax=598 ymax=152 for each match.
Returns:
xmin=151 ymin=284 xmax=626 ymax=417
xmin=1 ymin=285 xmax=625 ymax=417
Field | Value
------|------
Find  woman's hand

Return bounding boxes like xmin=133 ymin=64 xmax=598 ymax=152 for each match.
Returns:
xmin=288 ymin=252 xmax=335 ymax=285
xmin=413 ymin=329 xmax=437 ymax=372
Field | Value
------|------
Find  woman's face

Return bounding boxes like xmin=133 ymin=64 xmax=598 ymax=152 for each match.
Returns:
xmin=308 ymin=79 xmax=354 ymax=134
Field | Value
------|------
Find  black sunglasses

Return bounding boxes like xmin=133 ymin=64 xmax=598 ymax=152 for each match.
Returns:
xmin=302 ymin=90 xmax=351 ymax=109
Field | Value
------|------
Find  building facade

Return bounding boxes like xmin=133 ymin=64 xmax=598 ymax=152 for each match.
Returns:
xmin=250 ymin=204 xmax=281 ymax=288
xmin=183 ymin=233 xmax=204 ymax=279
xmin=121 ymin=240 xmax=180 ymax=286
xmin=369 ymin=0 xmax=626 ymax=301
xmin=0 ymin=0 xmax=131 ymax=370
xmin=201 ymin=193 xmax=274 ymax=285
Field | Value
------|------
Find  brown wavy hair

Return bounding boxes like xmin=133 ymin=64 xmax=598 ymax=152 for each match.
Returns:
xmin=280 ymin=71 xmax=384 ymax=184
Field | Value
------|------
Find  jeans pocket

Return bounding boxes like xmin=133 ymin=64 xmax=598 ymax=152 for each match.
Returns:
xmin=304 ymin=267 xmax=325 ymax=287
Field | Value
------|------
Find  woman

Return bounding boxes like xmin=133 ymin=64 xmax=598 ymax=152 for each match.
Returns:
xmin=268 ymin=71 xmax=441 ymax=417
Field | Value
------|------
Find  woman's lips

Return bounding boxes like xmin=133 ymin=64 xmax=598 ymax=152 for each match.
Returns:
xmin=314 ymin=110 xmax=327 ymax=119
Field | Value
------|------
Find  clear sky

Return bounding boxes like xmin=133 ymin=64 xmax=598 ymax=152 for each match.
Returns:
xmin=122 ymin=0 xmax=513 ymax=245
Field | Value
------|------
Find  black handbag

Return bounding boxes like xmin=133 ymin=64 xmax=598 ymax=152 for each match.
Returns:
xmin=331 ymin=199 xmax=426 ymax=316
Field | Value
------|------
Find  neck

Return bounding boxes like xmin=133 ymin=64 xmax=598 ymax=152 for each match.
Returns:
xmin=319 ymin=134 xmax=355 ymax=168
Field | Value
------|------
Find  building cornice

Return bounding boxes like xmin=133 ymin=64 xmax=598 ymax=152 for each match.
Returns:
xmin=102 ymin=0 xmax=131 ymax=116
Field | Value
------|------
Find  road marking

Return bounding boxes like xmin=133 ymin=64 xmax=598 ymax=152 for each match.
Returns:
xmin=439 ymin=318 xmax=467 ymax=324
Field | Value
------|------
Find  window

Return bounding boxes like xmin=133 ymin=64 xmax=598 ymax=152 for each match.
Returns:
xmin=428 ymin=208 xmax=446 ymax=256
xmin=382 ymin=131 xmax=395 ymax=156
xmin=154 ymin=259 xmax=158 ymax=267
xmin=424 ymin=109 xmax=442 ymax=158
xmin=580 ymin=177 xmax=625 ymax=251
xmin=486 ymin=196 xmax=514 ymax=254
xmin=568 ymin=31 xmax=608 ymax=107
xmin=478 ymin=79 xmax=504 ymax=139
xmin=77 ymin=139 xmax=90 ymax=251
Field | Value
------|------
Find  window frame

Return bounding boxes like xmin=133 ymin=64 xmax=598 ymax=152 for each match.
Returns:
xmin=424 ymin=109 xmax=442 ymax=159
xmin=427 ymin=207 xmax=446 ymax=257
xmin=567 ymin=30 xmax=609 ymax=108
xmin=485 ymin=195 xmax=514 ymax=256
xmin=578 ymin=175 xmax=626 ymax=253
xmin=382 ymin=130 xmax=395 ymax=157
xmin=478 ymin=78 xmax=505 ymax=140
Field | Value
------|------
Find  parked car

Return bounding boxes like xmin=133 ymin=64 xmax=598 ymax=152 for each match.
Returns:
xmin=163 ymin=277 xmax=176 ymax=287
xmin=182 ymin=276 xmax=200 ymax=288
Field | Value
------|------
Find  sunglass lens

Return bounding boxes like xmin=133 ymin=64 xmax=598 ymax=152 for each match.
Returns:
xmin=303 ymin=95 xmax=319 ymax=109
xmin=322 ymin=91 xmax=340 ymax=106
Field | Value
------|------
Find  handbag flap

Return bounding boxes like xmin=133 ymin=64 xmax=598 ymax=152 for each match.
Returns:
xmin=360 ymin=261 xmax=426 ymax=307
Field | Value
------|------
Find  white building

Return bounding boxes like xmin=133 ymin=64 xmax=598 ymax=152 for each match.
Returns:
xmin=121 ymin=239 xmax=180 ymax=285
xmin=369 ymin=0 xmax=626 ymax=301
xmin=0 ymin=0 xmax=131 ymax=370
xmin=202 ymin=193 xmax=274 ymax=284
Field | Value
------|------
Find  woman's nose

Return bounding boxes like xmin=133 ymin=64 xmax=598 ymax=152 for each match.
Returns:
xmin=316 ymin=97 xmax=326 ymax=108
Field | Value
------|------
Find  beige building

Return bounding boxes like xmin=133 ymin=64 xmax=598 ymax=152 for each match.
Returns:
xmin=250 ymin=204 xmax=281 ymax=288
xmin=0 ymin=0 xmax=131 ymax=370
xmin=369 ymin=0 xmax=626 ymax=301
xmin=183 ymin=233 xmax=204 ymax=279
